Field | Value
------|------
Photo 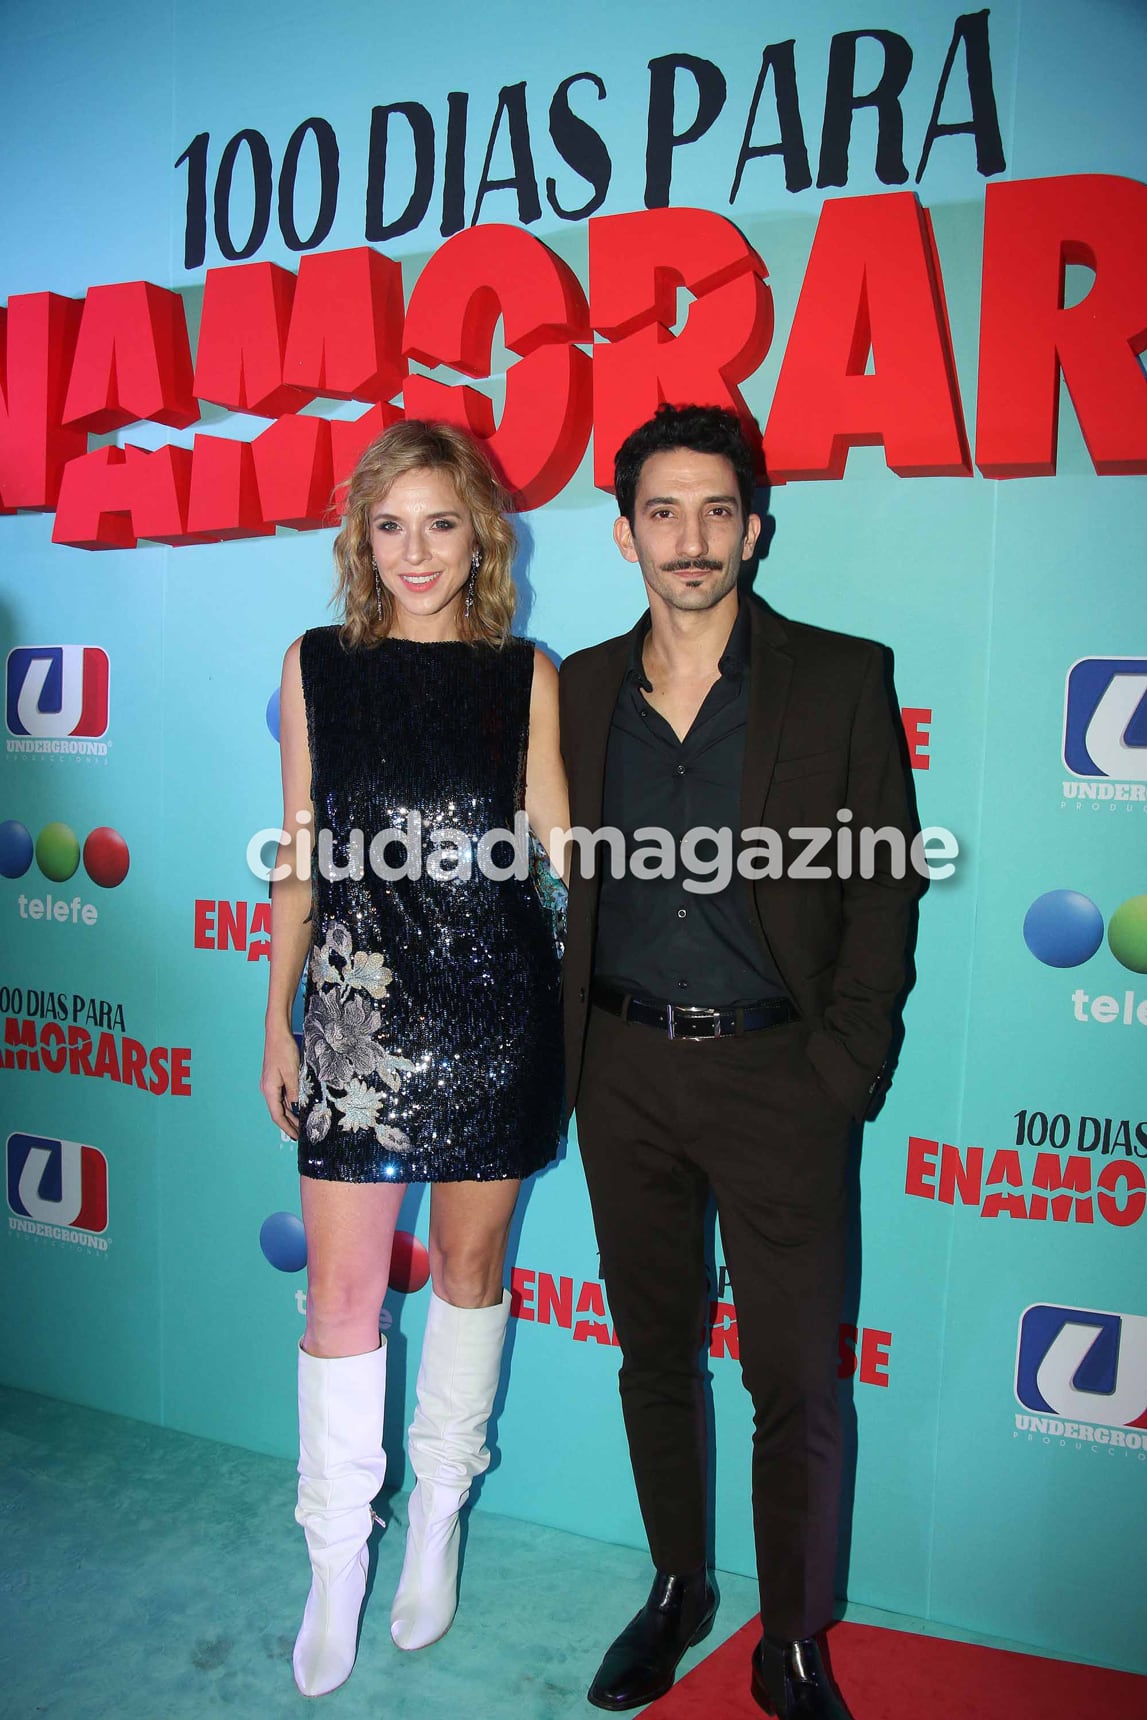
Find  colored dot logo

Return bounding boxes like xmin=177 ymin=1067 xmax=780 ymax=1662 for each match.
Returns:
xmin=259 ymin=1211 xmax=307 ymax=1273
xmin=259 ymin=1215 xmax=431 ymax=1294
xmin=1022 ymin=891 xmax=1104 ymax=968
xmin=266 ymin=688 xmax=280 ymax=742
xmin=1024 ymin=890 xmax=1147 ymax=972
xmin=0 ymin=820 xmax=130 ymax=887
xmin=389 ymin=1230 xmax=431 ymax=1295
xmin=1108 ymin=896 xmax=1147 ymax=974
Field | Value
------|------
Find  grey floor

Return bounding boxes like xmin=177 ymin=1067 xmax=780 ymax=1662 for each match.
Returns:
xmin=0 ymin=1385 xmax=761 ymax=1720
xmin=3 ymin=1383 xmax=1093 ymax=1720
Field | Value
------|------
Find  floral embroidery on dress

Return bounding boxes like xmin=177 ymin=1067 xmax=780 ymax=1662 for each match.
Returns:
xmin=305 ymin=989 xmax=389 ymax=1087
xmin=376 ymin=1125 xmax=412 ymax=1152
xmin=338 ymin=1077 xmax=383 ymax=1133
xmin=301 ymin=920 xmax=414 ymax=1153
xmin=309 ymin=942 xmax=343 ymax=990
xmin=296 ymin=1059 xmax=313 ymax=1109
xmin=344 ymin=950 xmax=393 ymax=998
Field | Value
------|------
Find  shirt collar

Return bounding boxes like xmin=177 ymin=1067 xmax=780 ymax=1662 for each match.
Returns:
xmin=625 ymin=596 xmax=751 ymax=691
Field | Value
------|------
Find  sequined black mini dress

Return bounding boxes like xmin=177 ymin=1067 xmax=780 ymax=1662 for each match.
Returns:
xmin=295 ymin=626 xmax=564 ymax=1183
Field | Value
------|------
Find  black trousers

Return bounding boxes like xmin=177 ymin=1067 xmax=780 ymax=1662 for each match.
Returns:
xmin=576 ymin=1005 xmax=851 ymax=1641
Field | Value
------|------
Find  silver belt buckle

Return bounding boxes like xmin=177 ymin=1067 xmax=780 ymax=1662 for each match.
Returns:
xmin=666 ymin=1004 xmax=721 ymax=1040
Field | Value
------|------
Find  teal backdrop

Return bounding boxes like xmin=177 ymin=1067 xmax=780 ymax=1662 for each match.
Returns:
xmin=2 ymin=0 xmax=1145 ymax=1676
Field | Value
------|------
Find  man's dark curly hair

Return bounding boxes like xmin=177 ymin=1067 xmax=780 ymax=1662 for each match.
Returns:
xmin=613 ymin=403 xmax=759 ymax=524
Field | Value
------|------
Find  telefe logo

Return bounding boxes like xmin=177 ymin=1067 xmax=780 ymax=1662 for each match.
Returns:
xmin=0 ymin=818 xmax=130 ymax=925
xmin=1023 ymin=889 xmax=1147 ymax=1025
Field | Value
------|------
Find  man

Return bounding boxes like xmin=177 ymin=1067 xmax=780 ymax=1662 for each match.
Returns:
xmin=558 ymin=404 xmax=919 ymax=1718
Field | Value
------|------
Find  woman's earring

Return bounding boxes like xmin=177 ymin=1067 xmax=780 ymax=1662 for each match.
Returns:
xmin=372 ymin=555 xmax=384 ymax=621
xmin=465 ymin=549 xmax=481 ymax=620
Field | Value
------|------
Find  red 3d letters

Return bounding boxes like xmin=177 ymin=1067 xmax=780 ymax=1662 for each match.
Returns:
xmin=764 ymin=192 xmax=970 ymax=480
xmin=61 ymin=282 xmax=198 ymax=435
xmin=2 ymin=178 xmax=1144 ymax=549
xmin=976 ymin=174 xmax=1147 ymax=477
xmin=402 ymin=223 xmax=592 ymax=509
xmin=589 ymin=207 xmax=773 ymax=489
xmin=0 ymin=292 xmax=84 ymax=511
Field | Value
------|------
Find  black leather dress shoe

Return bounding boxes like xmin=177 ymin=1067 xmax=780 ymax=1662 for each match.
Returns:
xmin=751 ymin=1633 xmax=854 ymax=1719
xmin=586 ymin=1569 xmax=717 ymax=1711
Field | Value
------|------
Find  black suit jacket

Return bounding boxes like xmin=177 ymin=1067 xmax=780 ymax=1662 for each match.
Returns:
xmin=558 ymin=594 xmax=921 ymax=1123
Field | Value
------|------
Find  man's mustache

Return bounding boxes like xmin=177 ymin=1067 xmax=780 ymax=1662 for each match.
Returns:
xmin=660 ymin=559 xmax=723 ymax=574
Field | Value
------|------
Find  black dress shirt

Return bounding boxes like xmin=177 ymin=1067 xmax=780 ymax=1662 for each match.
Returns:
xmin=594 ymin=601 xmax=786 ymax=1006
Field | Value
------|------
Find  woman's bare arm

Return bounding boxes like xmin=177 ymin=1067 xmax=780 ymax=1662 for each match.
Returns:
xmin=261 ymin=637 xmax=314 ymax=1138
xmin=523 ymin=647 xmax=570 ymax=884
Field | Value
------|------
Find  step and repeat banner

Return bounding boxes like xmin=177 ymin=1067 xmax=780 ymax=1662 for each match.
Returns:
xmin=2 ymin=0 xmax=1144 ymax=1674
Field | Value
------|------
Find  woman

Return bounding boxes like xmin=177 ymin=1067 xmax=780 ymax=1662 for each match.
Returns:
xmin=260 ymin=420 xmax=567 ymax=1698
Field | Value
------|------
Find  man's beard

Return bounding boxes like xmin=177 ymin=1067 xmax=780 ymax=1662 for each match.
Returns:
xmin=645 ymin=557 xmax=738 ymax=609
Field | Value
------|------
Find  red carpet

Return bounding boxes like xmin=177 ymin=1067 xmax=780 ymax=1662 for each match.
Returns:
xmin=641 ymin=1618 xmax=1147 ymax=1719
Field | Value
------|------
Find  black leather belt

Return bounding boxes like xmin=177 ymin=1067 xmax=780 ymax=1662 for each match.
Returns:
xmin=591 ymin=980 xmax=798 ymax=1040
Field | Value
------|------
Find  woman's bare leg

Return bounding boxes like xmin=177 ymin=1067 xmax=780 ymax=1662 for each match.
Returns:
xmin=427 ymin=1178 xmax=521 ymax=1306
xmin=300 ymin=1176 xmax=408 ymax=1356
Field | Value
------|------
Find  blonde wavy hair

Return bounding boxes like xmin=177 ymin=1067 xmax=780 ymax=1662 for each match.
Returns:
xmin=333 ymin=420 xmax=517 ymax=649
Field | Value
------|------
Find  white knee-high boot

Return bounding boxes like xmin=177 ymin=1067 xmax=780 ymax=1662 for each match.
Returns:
xmin=293 ymin=1340 xmax=388 ymax=1697
xmin=390 ymin=1290 xmax=510 ymax=1651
